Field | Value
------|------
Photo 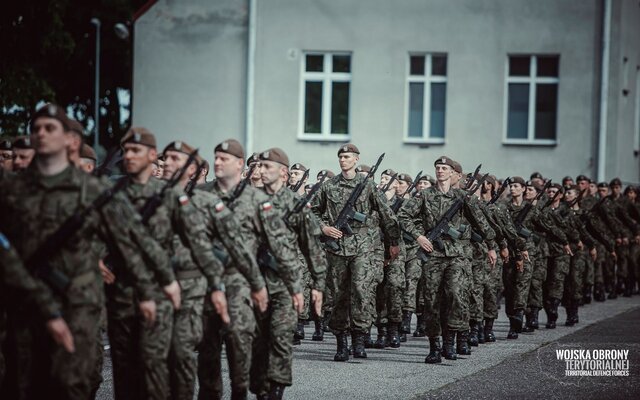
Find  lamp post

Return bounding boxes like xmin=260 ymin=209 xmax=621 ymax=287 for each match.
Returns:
xmin=90 ymin=18 xmax=101 ymax=151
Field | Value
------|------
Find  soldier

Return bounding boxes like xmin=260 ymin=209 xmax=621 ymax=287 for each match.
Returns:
xmin=288 ymin=163 xmax=308 ymax=196
xmin=415 ymin=175 xmax=432 ymax=191
xmin=317 ymin=169 xmax=335 ymax=181
xmin=11 ymin=136 xmax=35 ymax=171
xmin=609 ymin=178 xmax=640 ymax=296
xmin=0 ymin=103 xmax=159 ymax=399
xmin=246 ymin=153 xmax=263 ymax=188
xmin=0 ymin=140 xmax=14 ymax=171
xmin=152 ymin=157 xmax=165 ymax=179
xmin=79 ymin=144 xmax=97 ymax=173
xmin=255 ymin=147 xmax=326 ymax=399
xmin=312 ymin=144 xmax=400 ymax=361
xmin=398 ymin=156 xmax=494 ymax=364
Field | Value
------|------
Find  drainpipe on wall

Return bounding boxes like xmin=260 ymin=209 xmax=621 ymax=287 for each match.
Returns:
xmin=597 ymin=0 xmax=612 ymax=182
xmin=245 ymin=0 xmax=257 ymax=156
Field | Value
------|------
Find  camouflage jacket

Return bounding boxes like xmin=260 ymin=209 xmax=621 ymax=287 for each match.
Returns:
xmin=501 ymin=199 xmax=568 ymax=255
xmin=311 ymin=173 xmax=400 ymax=257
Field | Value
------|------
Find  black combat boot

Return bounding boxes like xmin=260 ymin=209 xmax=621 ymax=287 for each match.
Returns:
xmin=616 ymin=279 xmax=625 ymax=295
xmin=507 ymin=318 xmax=518 ymax=339
xmin=456 ymin=330 xmax=471 ymax=355
xmin=334 ymin=332 xmax=349 ymax=362
xmin=594 ymin=284 xmax=606 ymax=302
xmin=477 ymin=321 xmax=485 ymax=344
xmin=513 ymin=309 xmax=524 ymax=333
xmin=400 ymin=311 xmax=412 ymax=334
xmin=374 ymin=325 xmax=388 ymax=348
xmin=322 ymin=311 xmax=332 ymax=332
xmin=569 ymin=302 xmax=579 ymax=325
xmin=353 ymin=333 xmax=367 ymax=358
xmin=399 ymin=333 xmax=407 ymax=343
xmin=441 ymin=330 xmax=457 ymax=360
xmin=624 ymin=278 xmax=633 ymax=297
xmin=545 ymin=299 xmax=559 ymax=329
xmin=387 ymin=323 xmax=401 ymax=348
xmin=468 ymin=321 xmax=479 ymax=347
xmin=583 ymin=285 xmax=593 ymax=304
xmin=425 ymin=337 xmax=442 ymax=364
xmin=268 ymin=382 xmax=285 ymax=400
xmin=312 ymin=317 xmax=324 ymax=341
xmin=364 ymin=326 xmax=374 ymax=349
xmin=564 ymin=302 xmax=575 ymax=327
xmin=294 ymin=320 xmax=305 ymax=340
xmin=231 ymin=388 xmax=247 ymax=400
xmin=483 ymin=319 xmax=496 ymax=342
xmin=413 ymin=314 xmax=426 ymax=337
xmin=530 ymin=307 xmax=540 ymax=329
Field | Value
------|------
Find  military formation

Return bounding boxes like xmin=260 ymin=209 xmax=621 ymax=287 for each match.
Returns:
xmin=0 ymin=103 xmax=639 ymax=400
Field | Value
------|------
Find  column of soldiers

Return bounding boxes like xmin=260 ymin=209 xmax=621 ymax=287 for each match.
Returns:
xmin=1 ymin=103 xmax=639 ymax=400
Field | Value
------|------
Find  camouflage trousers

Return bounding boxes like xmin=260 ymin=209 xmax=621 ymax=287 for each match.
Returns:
xmin=602 ymin=252 xmax=616 ymax=290
xmin=250 ymin=289 xmax=297 ymax=395
xmin=615 ymin=244 xmax=629 ymax=280
xmin=322 ymin=252 xmax=334 ymax=316
xmin=375 ymin=245 xmax=406 ymax=325
xmin=502 ymin=257 xmax=533 ymax=317
xmin=527 ymin=253 xmax=547 ymax=310
xmin=169 ymin=276 xmax=207 ymax=400
xmin=483 ymin=259 xmax=501 ymax=320
xmin=469 ymin=255 xmax=488 ymax=322
xmin=198 ymin=272 xmax=256 ymax=399
xmin=422 ymin=256 xmax=471 ymax=338
xmin=402 ymin=246 xmax=422 ymax=313
xmin=544 ymin=254 xmax=571 ymax=301
xmin=594 ymin=243 xmax=607 ymax=286
xmin=327 ymin=251 xmax=378 ymax=334
xmin=583 ymin=254 xmax=595 ymax=289
xmin=367 ymin=244 xmax=385 ymax=326
xmin=299 ymin=263 xmax=313 ymax=320
xmin=564 ymin=250 xmax=587 ymax=303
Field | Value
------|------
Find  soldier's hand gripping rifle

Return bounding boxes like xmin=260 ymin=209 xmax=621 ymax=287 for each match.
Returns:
xmin=139 ymin=149 xmax=199 ymax=224
xmin=489 ymin=177 xmax=511 ymax=205
xmin=323 ymin=153 xmax=385 ymax=251
xmin=284 ymin=171 xmax=328 ymax=227
xmin=514 ymin=179 xmax=552 ymax=238
xmin=391 ymin=170 xmax=423 ymax=213
xmin=289 ymin=168 xmax=309 ymax=193
xmin=26 ymin=177 xmax=130 ymax=294
xmin=418 ymin=167 xmax=487 ymax=263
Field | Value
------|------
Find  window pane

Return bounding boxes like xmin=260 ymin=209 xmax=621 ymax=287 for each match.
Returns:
xmin=306 ymin=55 xmax=324 ymax=72
xmin=331 ymin=82 xmax=350 ymax=134
xmin=432 ymin=55 xmax=447 ymax=76
xmin=509 ymin=56 xmax=530 ymax=76
xmin=537 ymin=56 xmax=559 ymax=77
xmin=408 ymin=83 xmax=424 ymax=138
xmin=333 ymin=55 xmax=351 ymax=73
xmin=410 ymin=56 xmax=425 ymax=76
xmin=507 ymin=83 xmax=530 ymax=139
xmin=304 ymin=82 xmax=322 ymax=133
xmin=430 ymin=83 xmax=446 ymax=138
xmin=535 ymin=84 xmax=557 ymax=140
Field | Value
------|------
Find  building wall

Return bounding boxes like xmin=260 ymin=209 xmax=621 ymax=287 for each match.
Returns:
xmin=133 ymin=0 xmax=248 ymax=156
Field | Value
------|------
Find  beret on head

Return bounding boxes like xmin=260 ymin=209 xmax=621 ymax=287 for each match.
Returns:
xmin=511 ymin=176 xmax=526 ymax=186
xmin=418 ymin=175 xmax=430 ymax=182
xmin=355 ymin=164 xmax=371 ymax=173
xmin=609 ymin=177 xmax=622 ymax=187
xmin=258 ymin=147 xmax=289 ymax=168
xmin=67 ymin=119 xmax=85 ymax=138
xmin=29 ymin=103 xmax=71 ymax=132
xmin=397 ymin=173 xmax=413 ymax=184
xmin=566 ymin=184 xmax=579 ymax=192
xmin=290 ymin=163 xmax=307 ymax=172
xmin=530 ymin=171 xmax=544 ymax=180
xmin=597 ymin=182 xmax=609 ymax=188
xmin=576 ymin=174 xmax=589 ymax=182
xmin=485 ymin=175 xmax=496 ymax=185
xmin=215 ymin=139 xmax=244 ymax=160
xmin=13 ymin=136 xmax=33 ymax=149
xmin=318 ymin=169 xmax=335 ymax=178
xmin=121 ymin=127 xmax=157 ymax=148
xmin=433 ymin=155 xmax=456 ymax=169
xmin=246 ymin=152 xmax=259 ymax=166
xmin=525 ymin=180 xmax=544 ymax=192
xmin=0 ymin=140 xmax=12 ymax=151
xmin=337 ymin=143 xmax=360 ymax=156
xmin=451 ymin=160 xmax=463 ymax=174
xmin=163 ymin=140 xmax=196 ymax=156
xmin=80 ymin=144 xmax=97 ymax=161
xmin=381 ymin=168 xmax=396 ymax=177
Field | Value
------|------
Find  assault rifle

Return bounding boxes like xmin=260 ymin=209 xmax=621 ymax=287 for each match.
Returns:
xmin=323 ymin=153 xmax=385 ymax=251
xmin=284 ymin=171 xmax=328 ymax=227
xmin=139 ymin=149 xmax=198 ymax=224
xmin=95 ymin=147 xmax=124 ymax=177
xmin=543 ymin=188 xmax=563 ymax=209
xmin=226 ymin=163 xmax=257 ymax=208
xmin=289 ymin=168 xmax=309 ymax=194
xmin=514 ymin=179 xmax=552 ymax=238
xmin=185 ymin=158 xmax=207 ymax=196
xmin=417 ymin=166 xmax=488 ymax=262
xmin=391 ymin=170 xmax=423 ymax=213
xmin=27 ymin=177 xmax=130 ymax=294
xmin=489 ymin=177 xmax=511 ymax=205
xmin=379 ymin=173 xmax=398 ymax=194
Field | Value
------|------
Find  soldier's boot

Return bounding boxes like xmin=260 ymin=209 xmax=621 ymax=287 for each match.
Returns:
xmin=413 ymin=314 xmax=426 ymax=337
xmin=441 ymin=330 xmax=457 ymax=360
xmin=476 ymin=321 xmax=485 ymax=344
xmin=507 ymin=318 xmax=519 ymax=339
xmin=334 ymin=333 xmax=350 ymax=362
xmin=583 ymin=285 xmax=593 ymax=304
xmin=425 ymin=337 xmax=442 ymax=364
xmin=456 ymin=330 xmax=471 ymax=355
xmin=608 ymin=282 xmax=619 ymax=299
xmin=312 ymin=318 xmax=324 ymax=341
xmin=564 ymin=301 xmax=576 ymax=327
xmin=616 ymin=279 xmax=626 ymax=296
xmin=468 ymin=321 xmax=479 ymax=347
xmin=294 ymin=320 xmax=305 ymax=340
xmin=483 ymin=319 xmax=496 ymax=343
xmin=231 ymin=388 xmax=248 ymax=400
xmin=268 ymin=382 xmax=286 ymax=400
xmin=293 ymin=334 xmax=301 ymax=346
xmin=399 ymin=333 xmax=407 ymax=343
xmin=387 ymin=323 xmax=401 ymax=349
xmin=353 ymin=333 xmax=367 ymax=359
xmin=364 ymin=326 xmax=374 ymax=349
xmin=594 ymin=284 xmax=606 ymax=302
xmin=513 ymin=309 xmax=524 ymax=333
xmin=374 ymin=325 xmax=388 ymax=348
xmin=400 ymin=311 xmax=413 ymax=334
xmin=624 ymin=278 xmax=633 ymax=297
xmin=569 ymin=302 xmax=580 ymax=325
xmin=529 ymin=307 xmax=540 ymax=330
xmin=322 ymin=312 xmax=332 ymax=332
xmin=545 ymin=299 xmax=559 ymax=329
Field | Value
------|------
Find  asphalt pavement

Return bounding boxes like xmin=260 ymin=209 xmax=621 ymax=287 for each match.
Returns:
xmin=96 ymin=295 xmax=640 ymax=399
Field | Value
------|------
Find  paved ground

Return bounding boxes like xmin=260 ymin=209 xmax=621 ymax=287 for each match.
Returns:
xmin=96 ymin=295 xmax=640 ymax=399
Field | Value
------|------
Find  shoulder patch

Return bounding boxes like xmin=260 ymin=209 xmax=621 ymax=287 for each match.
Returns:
xmin=214 ymin=201 xmax=225 ymax=213
xmin=261 ymin=201 xmax=272 ymax=211
xmin=178 ymin=194 xmax=190 ymax=206
xmin=0 ymin=233 xmax=9 ymax=250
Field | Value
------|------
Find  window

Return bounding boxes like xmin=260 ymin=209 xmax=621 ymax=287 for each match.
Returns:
xmin=504 ymin=55 xmax=559 ymax=144
xmin=299 ymin=53 xmax=351 ymax=140
xmin=405 ymin=53 xmax=447 ymax=143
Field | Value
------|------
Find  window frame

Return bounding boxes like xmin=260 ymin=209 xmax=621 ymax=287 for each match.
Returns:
xmin=298 ymin=51 xmax=352 ymax=142
xmin=503 ymin=54 xmax=560 ymax=146
xmin=403 ymin=53 xmax=448 ymax=145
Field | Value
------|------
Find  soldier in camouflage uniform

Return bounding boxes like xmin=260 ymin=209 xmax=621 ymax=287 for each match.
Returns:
xmin=254 ymin=148 xmax=326 ymax=399
xmin=0 ymin=140 xmax=14 ymax=171
xmin=609 ymin=178 xmax=640 ymax=296
xmin=196 ymin=139 xmax=269 ymax=400
xmin=398 ymin=156 xmax=495 ymax=364
xmin=0 ymin=104 xmax=159 ymax=399
xmin=11 ymin=136 xmax=35 ymax=172
xmin=312 ymin=144 xmax=400 ymax=362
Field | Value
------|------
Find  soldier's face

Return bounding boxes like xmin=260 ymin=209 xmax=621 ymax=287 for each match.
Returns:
xmin=162 ymin=150 xmax=189 ymax=180
xmin=123 ymin=143 xmax=155 ymax=175
xmin=338 ymin=153 xmax=358 ymax=171
xmin=12 ymin=148 xmax=36 ymax=170
xmin=289 ymin=169 xmax=304 ymax=185
xmin=546 ymin=188 xmax=561 ymax=201
xmin=260 ymin=160 xmax=284 ymax=186
xmin=379 ymin=174 xmax=391 ymax=187
xmin=626 ymin=190 xmax=637 ymax=201
xmin=31 ymin=117 xmax=70 ymax=156
xmin=611 ymin=185 xmax=621 ymax=196
xmin=250 ymin=162 xmax=262 ymax=180
xmin=565 ymin=189 xmax=578 ymax=203
xmin=0 ymin=150 xmax=14 ymax=170
xmin=214 ymin=151 xmax=243 ymax=180
xmin=598 ymin=187 xmax=609 ymax=197
xmin=435 ymin=165 xmax=452 ymax=182
xmin=589 ymin=183 xmax=598 ymax=195
xmin=397 ymin=180 xmax=409 ymax=195
xmin=524 ymin=186 xmax=537 ymax=200
xmin=154 ymin=160 xmax=164 ymax=178
xmin=578 ymin=179 xmax=589 ymax=191
xmin=510 ymin=183 xmax=524 ymax=197
xmin=416 ymin=180 xmax=430 ymax=191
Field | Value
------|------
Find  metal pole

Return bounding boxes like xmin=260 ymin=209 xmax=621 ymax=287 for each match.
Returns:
xmin=91 ymin=18 xmax=101 ymax=150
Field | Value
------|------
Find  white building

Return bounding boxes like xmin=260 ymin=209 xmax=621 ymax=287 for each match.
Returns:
xmin=132 ymin=0 xmax=640 ymax=183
